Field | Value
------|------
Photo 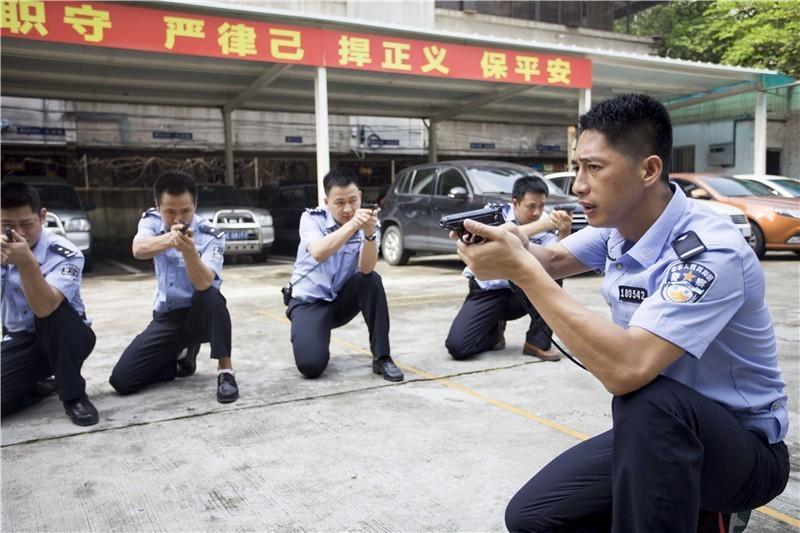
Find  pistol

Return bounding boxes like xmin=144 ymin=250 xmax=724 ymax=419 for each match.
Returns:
xmin=2 ymin=227 xmax=13 ymax=242
xmin=549 ymin=203 xmax=577 ymax=214
xmin=362 ymin=202 xmax=380 ymax=215
xmin=176 ymin=220 xmax=190 ymax=234
xmin=439 ymin=205 xmax=505 ymax=244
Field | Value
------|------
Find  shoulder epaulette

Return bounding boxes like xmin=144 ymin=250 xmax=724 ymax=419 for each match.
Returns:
xmin=305 ymin=208 xmax=326 ymax=216
xmin=48 ymin=242 xmax=79 ymax=259
xmin=198 ymin=224 xmax=225 ymax=239
xmin=671 ymin=231 xmax=707 ymax=261
xmin=141 ymin=208 xmax=159 ymax=219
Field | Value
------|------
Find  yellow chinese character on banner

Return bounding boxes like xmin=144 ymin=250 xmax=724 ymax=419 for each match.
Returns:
xmin=421 ymin=45 xmax=449 ymax=74
xmin=218 ymin=22 xmax=256 ymax=56
xmin=515 ymin=55 xmax=541 ymax=82
xmin=381 ymin=41 xmax=411 ymax=71
xmin=480 ymin=51 xmax=507 ymax=80
xmin=1 ymin=0 xmax=47 ymax=36
xmin=163 ymin=16 xmax=205 ymax=50
xmin=64 ymin=4 xmax=111 ymax=43
xmin=547 ymin=58 xmax=571 ymax=84
xmin=269 ymin=28 xmax=304 ymax=60
xmin=338 ymin=35 xmax=371 ymax=67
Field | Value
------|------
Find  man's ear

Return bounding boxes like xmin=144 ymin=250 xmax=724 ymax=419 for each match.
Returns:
xmin=323 ymin=196 xmax=329 ymax=207
xmin=38 ymin=207 xmax=47 ymax=224
xmin=641 ymin=155 xmax=663 ymax=188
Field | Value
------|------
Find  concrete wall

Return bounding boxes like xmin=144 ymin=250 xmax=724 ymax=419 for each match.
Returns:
xmin=783 ymin=113 xmax=800 ymax=177
xmin=434 ymin=9 xmax=656 ymax=55
xmin=348 ymin=0 xmax=435 ymax=28
xmin=673 ymin=119 xmax=787 ymax=175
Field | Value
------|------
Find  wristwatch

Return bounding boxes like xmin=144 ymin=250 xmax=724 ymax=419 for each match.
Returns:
xmin=364 ymin=232 xmax=377 ymax=241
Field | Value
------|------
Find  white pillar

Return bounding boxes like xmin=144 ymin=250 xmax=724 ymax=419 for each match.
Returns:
xmin=315 ymin=67 xmax=330 ymax=207
xmin=578 ymin=88 xmax=592 ymax=116
xmin=753 ymin=91 xmax=767 ymax=175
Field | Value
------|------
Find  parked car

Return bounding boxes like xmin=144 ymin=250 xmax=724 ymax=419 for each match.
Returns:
xmin=734 ymin=175 xmax=800 ymax=198
xmin=544 ymin=171 xmax=753 ymax=243
xmin=258 ymin=182 xmax=318 ymax=250
xmin=1 ymin=175 xmax=95 ymax=272
xmin=671 ymin=173 xmax=800 ymax=258
xmin=380 ymin=161 xmax=585 ymax=266
xmin=195 ymin=184 xmax=274 ymax=262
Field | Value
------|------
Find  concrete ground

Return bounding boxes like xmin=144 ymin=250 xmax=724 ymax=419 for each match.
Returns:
xmin=2 ymin=252 xmax=798 ymax=532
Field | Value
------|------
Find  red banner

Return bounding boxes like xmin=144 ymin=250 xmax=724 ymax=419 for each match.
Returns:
xmin=1 ymin=1 xmax=591 ymax=88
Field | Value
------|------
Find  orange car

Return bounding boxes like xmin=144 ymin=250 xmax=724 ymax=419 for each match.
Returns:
xmin=671 ymin=173 xmax=800 ymax=258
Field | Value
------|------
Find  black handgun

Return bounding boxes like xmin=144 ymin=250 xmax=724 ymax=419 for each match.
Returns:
xmin=362 ymin=202 xmax=380 ymax=215
xmin=549 ymin=203 xmax=577 ymax=214
xmin=2 ymin=227 xmax=14 ymax=242
xmin=176 ymin=220 xmax=190 ymax=234
xmin=439 ymin=205 xmax=505 ymax=244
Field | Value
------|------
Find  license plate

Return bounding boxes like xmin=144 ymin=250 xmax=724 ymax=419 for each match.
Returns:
xmin=227 ymin=230 xmax=249 ymax=241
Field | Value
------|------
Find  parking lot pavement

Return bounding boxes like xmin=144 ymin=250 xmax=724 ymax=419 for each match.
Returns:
xmin=2 ymin=254 xmax=798 ymax=531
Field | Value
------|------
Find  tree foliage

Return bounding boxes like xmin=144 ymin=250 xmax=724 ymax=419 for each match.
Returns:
xmin=623 ymin=1 xmax=800 ymax=78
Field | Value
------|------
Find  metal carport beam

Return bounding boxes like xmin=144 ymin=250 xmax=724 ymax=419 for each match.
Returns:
xmin=222 ymin=63 xmax=293 ymax=185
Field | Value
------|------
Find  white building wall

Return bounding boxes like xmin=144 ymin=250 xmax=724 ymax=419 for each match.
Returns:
xmin=673 ymin=120 xmax=786 ymax=175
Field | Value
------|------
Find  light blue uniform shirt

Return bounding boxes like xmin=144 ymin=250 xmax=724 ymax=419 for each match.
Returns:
xmin=560 ymin=186 xmax=788 ymax=443
xmin=291 ymin=208 xmax=380 ymax=303
xmin=2 ymin=231 xmax=87 ymax=333
xmin=464 ymin=203 xmax=558 ymax=291
xmin=135 ymin=209 xmax=225 ymax=312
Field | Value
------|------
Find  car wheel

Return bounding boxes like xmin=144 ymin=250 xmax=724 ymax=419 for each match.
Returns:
xmin=749 ymin=221 xmax=766 ymax=259
xmin=381 ymin=226 xmax=410 ymax=266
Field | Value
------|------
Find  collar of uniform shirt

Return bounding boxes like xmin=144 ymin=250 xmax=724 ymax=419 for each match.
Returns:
xmin=609 ymin=184 xmax=687 ymax=268
xmin=324 ymin=209 xmax=341 ymax=232
xmin=31 ymin=231 xmax=50 ymax=266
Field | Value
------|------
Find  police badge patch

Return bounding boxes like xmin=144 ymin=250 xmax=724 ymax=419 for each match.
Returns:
xmin=661 ymin=261 xmax=716 ymax=303
xmin=212 ymin=244 xmax=225 ymax=261
xmin=60 ymin=263 xmax=81 ymax=281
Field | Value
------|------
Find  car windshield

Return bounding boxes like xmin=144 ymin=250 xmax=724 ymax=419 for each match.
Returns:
xmin=703 ymin=176 xmax=776 ymax=197
xmin=198 ymin=185 xmax=250 ymax=206
xmin=34 ymin=184 xmax=83 ymax=210
xmin=773 ymin=179 xmax=800 ymax=196
xmin=467 ymin=166 xmax=559 ymax=195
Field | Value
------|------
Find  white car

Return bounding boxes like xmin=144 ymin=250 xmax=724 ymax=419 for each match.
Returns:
xmin=734 ymin=175 xmax=800 ymax=198
xmin=543 ymin=172 xmax=752 ymax=242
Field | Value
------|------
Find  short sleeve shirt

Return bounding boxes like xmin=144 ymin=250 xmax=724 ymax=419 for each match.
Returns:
xmin=560 ymin=186 xmax=788 ymax=443
xmin=2 ymin=231 xmax=87 ymax=333
xmin=134 ymin=209 xmax=225 ymax=312
xmin=290 ymin=208 xmax=380 ymax=303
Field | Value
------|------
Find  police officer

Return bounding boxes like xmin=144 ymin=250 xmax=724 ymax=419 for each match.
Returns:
xmin=1 ymin=182 xmax=99 ymax=426
xmin=445 ymin=175 xmax=571 ymax=361
xmin=286 ymin=169 xmax=403 ymax=382
xmin=456 ymin=94 xmax=789 ymax=531
xmin=109 ymin=171 xmax=239 ymax=403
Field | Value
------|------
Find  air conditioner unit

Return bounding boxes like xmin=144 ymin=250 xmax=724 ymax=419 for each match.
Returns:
xmin=707 ymin=143 xmax=734 ymax=167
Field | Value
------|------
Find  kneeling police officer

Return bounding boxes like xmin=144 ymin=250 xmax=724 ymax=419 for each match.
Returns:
xmin=1 ymin=182 xmax=99 ymax=426
xmin=109 ymin=171 xmax=239 ymax=403
xmin=285 ymin=169 xmax=403 ymax=382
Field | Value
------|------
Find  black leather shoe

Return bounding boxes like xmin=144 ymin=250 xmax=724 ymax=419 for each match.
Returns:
xmin=33 ymin=377 xmax=58 ymax=398
xmin=491 ymin=320 xmax=507 ymax=351
xmin=63 ymin=396 xmax=99 ymax=426
xmin=176 ymin=342 xmax=201 ymax=378
xmin=217 ymin=372 xmax=239 ymax=403
xmin=372 ymin=356 xmax=404 ymax=382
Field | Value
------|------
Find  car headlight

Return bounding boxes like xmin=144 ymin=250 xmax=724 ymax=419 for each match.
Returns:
xmin=65 ymin=218 xmax=91 ymax=232
xmin=256 ymin=214 xmax=273 ymax=227
xmin=774 ymin=208 xmax=800 ymax=219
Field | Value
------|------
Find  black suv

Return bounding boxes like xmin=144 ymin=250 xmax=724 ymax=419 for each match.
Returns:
xmin=379 ymin=160 xmax=585 ymax=265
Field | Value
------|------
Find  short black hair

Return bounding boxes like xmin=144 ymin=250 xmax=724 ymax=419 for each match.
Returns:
xmin=1 ymin=181 xmax=41 ymax=212
xmin=154 ymin=171 xmax=197 ymax=204
xmin=512 ymin=175 xmax=549 ymax=201
xmin=323 ymin=169 xmax=358 ymax=196
xmin=577 ymin=93 xmax=673 ymax=182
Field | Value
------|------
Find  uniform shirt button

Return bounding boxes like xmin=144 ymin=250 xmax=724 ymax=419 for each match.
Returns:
xmin=615 ymin=263 xmax=623 ymax=271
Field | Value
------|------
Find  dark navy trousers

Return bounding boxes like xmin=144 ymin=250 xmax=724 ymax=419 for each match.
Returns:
xmin=286 ymin=271 xmax=390 ymax=378
xmin=445 ymin=279 xmax=559 ymax=359
xmin=110 ymin=286 xmax=231 ymax=395
xmin=1 ymin=300 xmax=95 ymax=414
xmin=505 ymin=376 xmax=789 ymax=532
